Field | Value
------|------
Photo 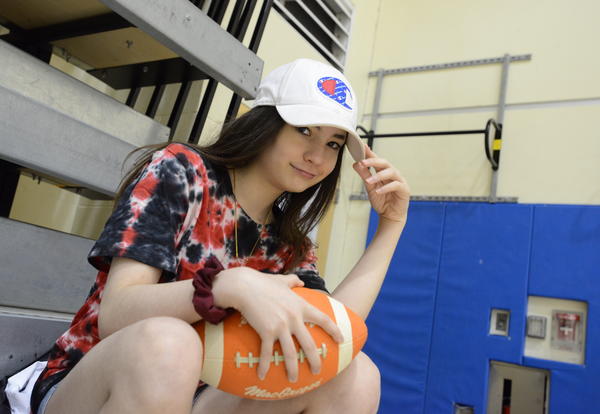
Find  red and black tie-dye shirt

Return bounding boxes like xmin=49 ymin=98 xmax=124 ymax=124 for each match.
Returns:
xmin=31 ymin=143 xmax=327 ymax=411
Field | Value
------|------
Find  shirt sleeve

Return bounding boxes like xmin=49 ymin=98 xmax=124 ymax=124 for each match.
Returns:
xmin=88 ymin=145 xmax=198 ymax=279
xmin=291 ymin=242 xmax=329 ymax=294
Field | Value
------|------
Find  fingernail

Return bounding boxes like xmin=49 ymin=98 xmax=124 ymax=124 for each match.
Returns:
xmin=290 ymin=376 xmax=297 ymax=383
xmin=366 ymin=177 xmax=375 ymax=183
xmin=258 ymin=372 xmax=265 ymax=381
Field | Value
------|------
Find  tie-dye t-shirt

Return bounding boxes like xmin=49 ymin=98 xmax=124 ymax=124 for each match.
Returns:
xmin=31 ymin=142 xmax=327 ymax=411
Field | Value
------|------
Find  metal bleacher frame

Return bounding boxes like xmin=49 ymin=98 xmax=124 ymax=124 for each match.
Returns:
xmin=0 ymin=0 xmax=273 ymax=409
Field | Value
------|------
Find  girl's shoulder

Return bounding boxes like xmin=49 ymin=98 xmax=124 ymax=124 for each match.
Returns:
xmin=162 ymin=142 xmax=206 ymax=168
xmin=162 ymin=142 xmax=227 ymax=187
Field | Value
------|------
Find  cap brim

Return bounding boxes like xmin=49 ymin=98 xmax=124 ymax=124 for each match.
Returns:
xmin=276 ymin=105 xmax=365 ymax=162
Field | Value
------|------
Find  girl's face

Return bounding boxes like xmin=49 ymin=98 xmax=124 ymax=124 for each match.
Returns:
xmin=255 ymin=123 xmax=347 ymax=193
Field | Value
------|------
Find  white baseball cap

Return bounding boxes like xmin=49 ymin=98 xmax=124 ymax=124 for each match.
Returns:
xmin=254 ymin=58 xmax=365 ymax=162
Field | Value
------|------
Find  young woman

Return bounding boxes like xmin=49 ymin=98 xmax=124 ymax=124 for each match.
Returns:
xmin=29 ymin=58 xmax=410 ymax=414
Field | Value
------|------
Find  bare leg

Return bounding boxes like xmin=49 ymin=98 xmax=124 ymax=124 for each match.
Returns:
xmin=192 ymin=351 xmax=381 ymax=414
xmin=44 ymin=317 xmax=203 ymax=414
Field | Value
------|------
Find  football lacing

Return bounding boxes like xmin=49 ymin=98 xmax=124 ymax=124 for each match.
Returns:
xmin=234 ymin=343 xmax=328 ymax=368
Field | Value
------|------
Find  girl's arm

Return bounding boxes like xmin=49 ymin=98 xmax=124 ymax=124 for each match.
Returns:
xmin=98 ymin=257 xmax=199 ymax=338
xmin=98 ymin=257 xmax=343 ymax=382
xmin=332 ymin=145 xmax=410 ymax=320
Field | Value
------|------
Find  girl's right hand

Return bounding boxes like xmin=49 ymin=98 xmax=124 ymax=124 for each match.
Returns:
xmin=212 ymin=267 xmax=344 ymax=383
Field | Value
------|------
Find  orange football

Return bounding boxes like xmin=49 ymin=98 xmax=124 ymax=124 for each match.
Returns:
xmin=192 ymin=287 xmax=368 ymax=400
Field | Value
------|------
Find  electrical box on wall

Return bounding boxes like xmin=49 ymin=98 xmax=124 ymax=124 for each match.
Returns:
xmin=490 ymin=309 xmax=510 ymax=336
xmin=551 ymin=310 xmax=584 ymax=353
xmin=525 ymin=296 xmax=587 ymax=365
xmin=527 ymin=315 xmax=547 ymax=338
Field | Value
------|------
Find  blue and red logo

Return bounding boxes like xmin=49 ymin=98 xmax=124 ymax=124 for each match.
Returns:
xmin=317 ymin=77 xmax=353 ymax=110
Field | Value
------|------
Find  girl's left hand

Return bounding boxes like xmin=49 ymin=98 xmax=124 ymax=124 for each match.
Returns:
xmin=352 ymin=144 xmax=410 ymax=224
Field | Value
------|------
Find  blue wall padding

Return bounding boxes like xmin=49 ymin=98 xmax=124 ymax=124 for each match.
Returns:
xmin=525 ymin=205 xmax=600 ymax=413
xmin=364 ymin=202 xmax=600 ymax=414
xmin=364 ymin=203 xmax=445 ymax=414
xmin=424 ymin=203 xmax=532 ymax=413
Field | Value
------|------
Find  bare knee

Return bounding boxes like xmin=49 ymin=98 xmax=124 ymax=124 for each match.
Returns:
xmin=342 ymin=352 xmax=380 ymax=412
xmin=305 ymin=352 xmax=380 ymax=414
xmin=44 ymin=317 xmax=204 ymax=414
xmin=134 ymin=317 xmax=203 ymax=377
xmin=116 ymin=316 xmax=204 ymax=409
xmin=357 ymin=353 xmax=381 ymax=409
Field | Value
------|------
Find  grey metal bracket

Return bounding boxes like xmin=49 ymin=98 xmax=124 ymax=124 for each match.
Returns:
xmin=349 ymin=194 xmax=518 ymax=203
xmin=409 ymin=195 xmax=518 ymax=203
xmin=368 ymin=54 xmax=531 ymax=77
xmin=100 ymin=0 xmax=263 ymax=98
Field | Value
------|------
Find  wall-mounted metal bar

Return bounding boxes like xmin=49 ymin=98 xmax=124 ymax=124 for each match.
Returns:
xmin=348 ymin=194 xmax=517 ymax=203
xmin=368 ymin=54 xmax=532 ymax=77
xmin=353 ymin=119 xmax=508 ymax=202
xmin=360 ymin=129 xmax=486 ymax=139
xmin=489 ymin=54 xmax=512 ymax=201
xmin=358 ymin=119 xmax=501 ymax=167
xmin=410 ymin=196 xmax=517 ymax=203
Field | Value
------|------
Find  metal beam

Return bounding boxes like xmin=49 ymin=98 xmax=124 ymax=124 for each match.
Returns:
xmin=100 ymin=0 xmax=263 ymax=98
xmin=88 ymin=57 xmax=210 ymax=90
xmin=0 ymin=12 xmax=132 ymax=44
xmin=0 ymin=218 xmax=96 ymax=314
xmin=368 ymin=54 xmax=532 ymax=77
xmin=1 ymin=85 xmax=136 ymax=196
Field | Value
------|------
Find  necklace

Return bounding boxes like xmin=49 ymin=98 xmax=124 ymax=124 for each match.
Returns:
xmin=232 ymin=169 xmax=271 ymax=259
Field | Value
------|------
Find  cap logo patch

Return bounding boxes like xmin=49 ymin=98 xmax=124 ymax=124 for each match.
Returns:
xmin=317 ymin=77 xmax=353 ymax=110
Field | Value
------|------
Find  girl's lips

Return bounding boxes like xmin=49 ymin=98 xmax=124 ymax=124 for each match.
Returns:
xmin=291 ymin=164 xmax=316 ymax=179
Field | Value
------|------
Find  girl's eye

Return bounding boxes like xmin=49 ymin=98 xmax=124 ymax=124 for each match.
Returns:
xmin=297 ymin=127 xmax=311 ymax=136
xmin=328 ymin=141 xmax=342 ymax=150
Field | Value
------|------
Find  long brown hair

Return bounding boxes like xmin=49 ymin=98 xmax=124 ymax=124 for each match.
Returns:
xmin=115 ymin=106 xmax=344 ymax=269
